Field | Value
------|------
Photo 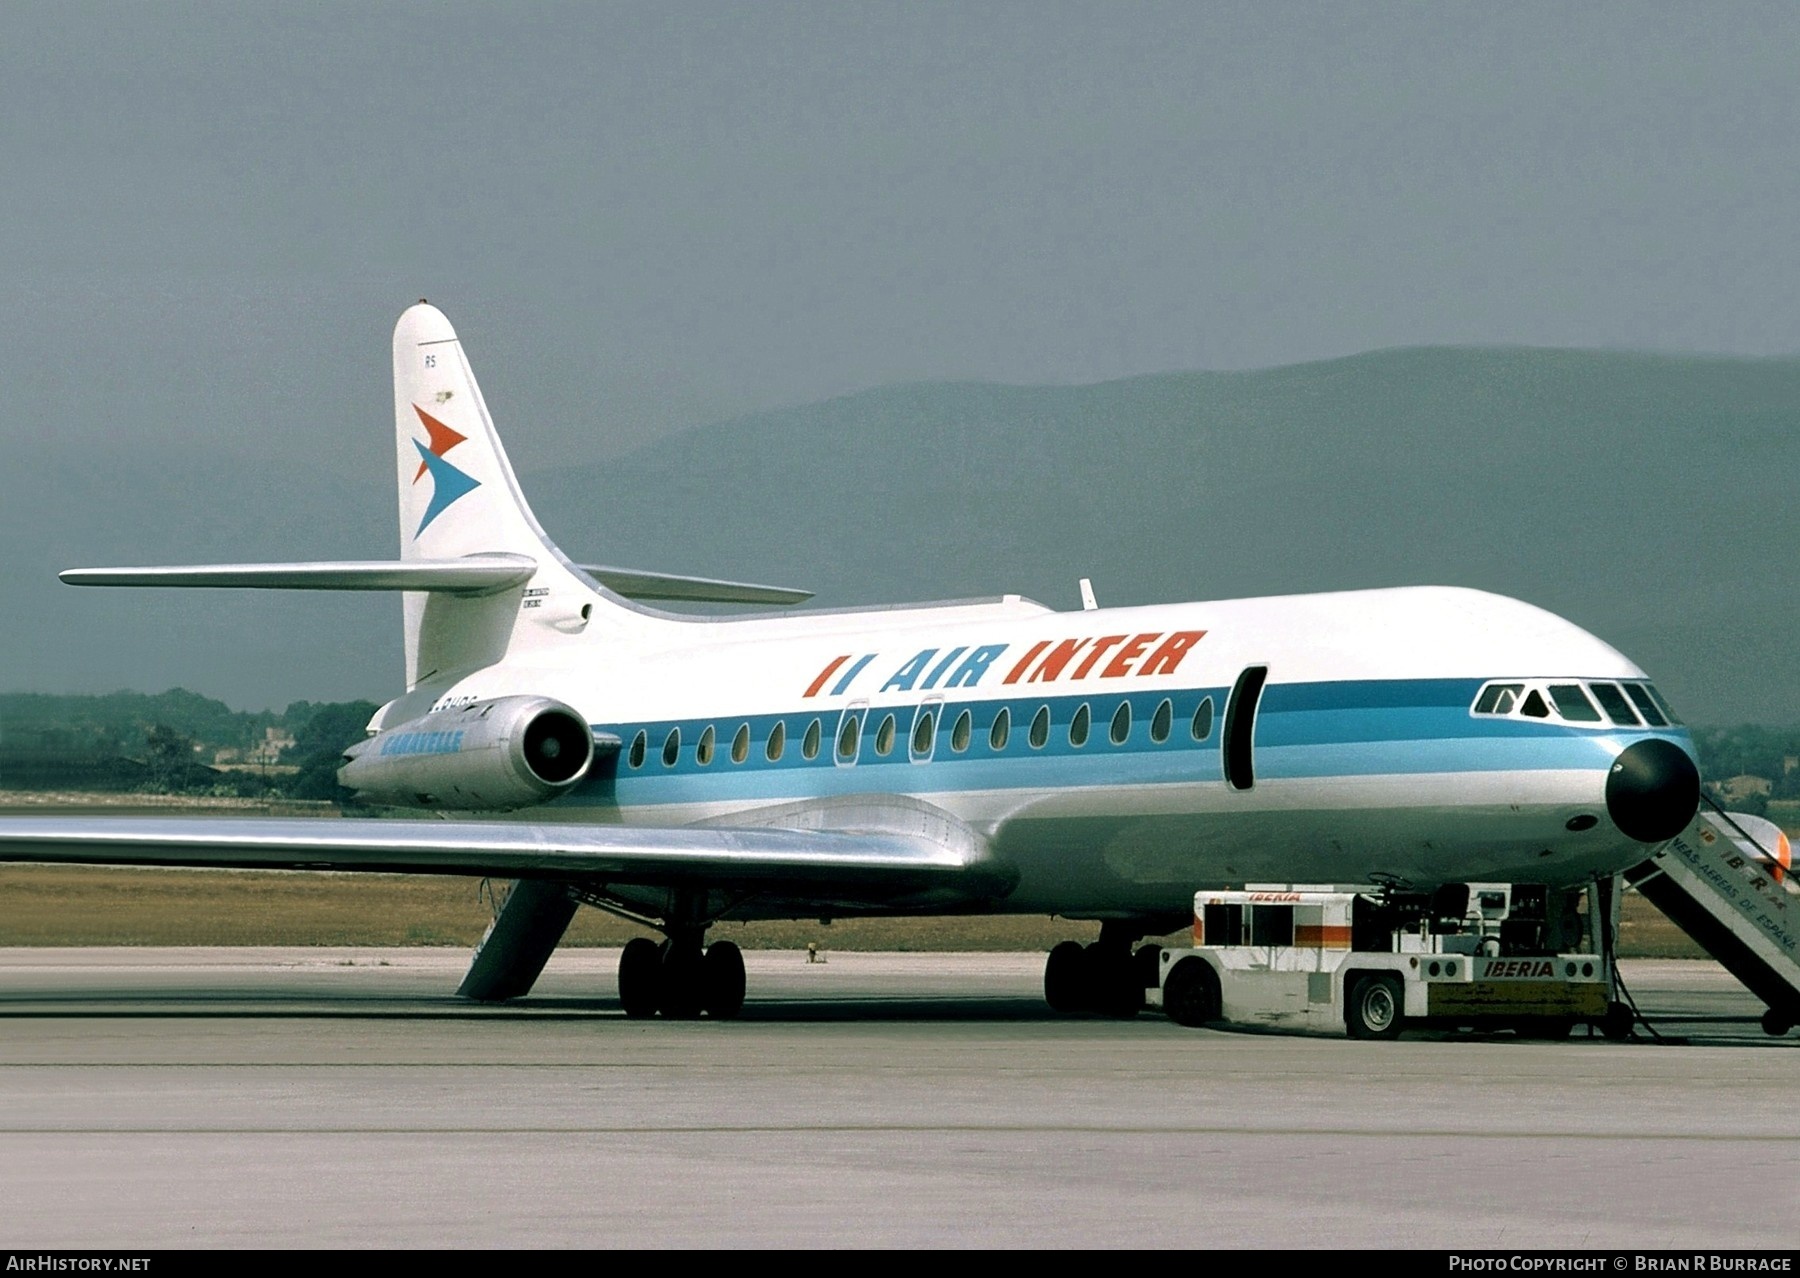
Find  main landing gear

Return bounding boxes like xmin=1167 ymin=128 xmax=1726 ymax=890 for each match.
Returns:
xmin=1044 ymin=923 xmax=1160 ymax=1018
xmin=617 ymin=928 xmax=747 ymax=1020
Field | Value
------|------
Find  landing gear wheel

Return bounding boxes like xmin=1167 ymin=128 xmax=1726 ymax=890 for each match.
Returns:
xmin=1761 ymin=1008 xmax=1794 ymax=1038
xmin=1346 ymin=974 xmax=1403 ymax=1040
xmin=1087 ymin=942 xmax=1143 ymax=1019
xmin=1133 ymin=943 xmax=1164 ymax=994
xmin=658 ymin=940 xmax=705 ymax=1019
xmin=1162 ymin=957 xmax=1220 ymax=1028
xmin=1599 ymin=1000 xmax=1635 ymax=1042
xmin=1044 ymin=941 xmax=1088 ymax=1014
xmin=618 ymin=937 xmax=663 ymax=1019
xmin=702 ymin=941 xmax=747 ymax=1020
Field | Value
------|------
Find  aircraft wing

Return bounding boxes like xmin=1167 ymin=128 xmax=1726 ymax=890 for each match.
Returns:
xmin=0 ymin=815 xmax=994 ymax=893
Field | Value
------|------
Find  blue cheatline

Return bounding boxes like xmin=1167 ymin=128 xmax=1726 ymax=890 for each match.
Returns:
xmin=565 ymin=677 xmax=1692 ymax=810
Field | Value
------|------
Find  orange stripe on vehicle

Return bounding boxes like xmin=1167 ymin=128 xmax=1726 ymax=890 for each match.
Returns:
xmin=1296 ymin=924 xmax=1353 ymax=948
xmin=804 ymin=655 xmax=849 ymax=698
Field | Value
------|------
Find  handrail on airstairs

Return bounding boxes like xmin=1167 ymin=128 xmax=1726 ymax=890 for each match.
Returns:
xmin=1622 ymin=800 xmax=1800 ymax=1036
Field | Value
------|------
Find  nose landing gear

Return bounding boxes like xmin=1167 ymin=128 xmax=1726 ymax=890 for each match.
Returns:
xmin=1044 ymin=923 xmax=1160 ymax=1018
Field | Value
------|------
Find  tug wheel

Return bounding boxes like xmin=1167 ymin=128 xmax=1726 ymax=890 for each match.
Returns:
xmin=1162 ymin=957 xmax=1220 ymax=1028
xmin=1346 ymin=974 xmax=1403 ymax=1040
xmin=1599 ymin=1001 xmax=1635 ymax=1042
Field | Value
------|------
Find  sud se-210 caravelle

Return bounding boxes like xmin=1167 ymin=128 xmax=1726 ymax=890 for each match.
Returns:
xmin=0 ymin=302 xmax=1702 ymax=1019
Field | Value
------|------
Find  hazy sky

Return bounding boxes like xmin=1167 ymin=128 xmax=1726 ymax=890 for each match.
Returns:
xmin=6 ymin=4 xmax=1798 ymax=464
xmin=4 ymin=2 xmax=1799 ymax=707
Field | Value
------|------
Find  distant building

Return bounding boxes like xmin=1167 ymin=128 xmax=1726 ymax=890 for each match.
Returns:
xmin=1714 ymin=774 xmax=1774 ymax=803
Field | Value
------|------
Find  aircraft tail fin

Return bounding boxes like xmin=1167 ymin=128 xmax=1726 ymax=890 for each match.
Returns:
xmin=392 ymin=302 xmax=650 ymax=686
xmin=394 ymin=302 xmax=566 ymax=565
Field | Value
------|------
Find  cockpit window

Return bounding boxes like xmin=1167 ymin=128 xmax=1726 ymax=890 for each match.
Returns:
xmin=1645 ymin=683 xmax=1683 ymax=726
xmin=1622 ymin=682 xmax=1668 ymax=727
xmin=1548 ymin=684 xmax=1602 ymax=722
xmin=1474 ymin=683 xmax=1522 ymax=715
xmin=1474 ymin=677 xmax=1680 ymax=730
xmin=1587 ymin=682 xmax=1641 ymax=726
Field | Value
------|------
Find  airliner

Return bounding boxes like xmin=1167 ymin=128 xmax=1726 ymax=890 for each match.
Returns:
xmin=0 ymin=302 xmax=1702 ymax=1019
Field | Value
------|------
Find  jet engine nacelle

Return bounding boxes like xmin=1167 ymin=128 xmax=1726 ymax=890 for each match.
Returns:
xmin=339 ymin=696 xmax=594 ymax=811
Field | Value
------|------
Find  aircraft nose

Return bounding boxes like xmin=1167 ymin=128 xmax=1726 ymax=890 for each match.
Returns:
xmin=1605 ymin=738 xmax=1700 ymax=844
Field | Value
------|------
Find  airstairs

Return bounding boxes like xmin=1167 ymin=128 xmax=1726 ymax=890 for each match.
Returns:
xmin=1623 ymin=806 xmax=1800 ymax=1036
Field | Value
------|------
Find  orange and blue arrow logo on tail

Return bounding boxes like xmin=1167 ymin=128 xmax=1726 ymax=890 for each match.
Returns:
xmin=411 ymin=404 xmax=480 ymax=536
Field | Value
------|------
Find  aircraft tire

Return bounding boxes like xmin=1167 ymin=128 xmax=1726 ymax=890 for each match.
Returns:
xmin=618 ymin=937 xmax=663 ymax=1019
xmin=1087 ymin=942 xmax=1143 ymax=1019
xmin=1162 ymin=957 xmax=1219 ymax=1029
xmin=1761 ymin=1008 xmax=1794 ymax=1037
xmin=1133 ymin=944 xmax=1164 ymax=997
xmin=1345 ymin=973 xmax=1403 ymax=1040
xmin=702 ymin=941 xmax=747 ymax=1020
xmin=658 ymin=941 xmax=705 ymax=1020
xmin=1044 ymin=941 xmax=1089 ymax=1014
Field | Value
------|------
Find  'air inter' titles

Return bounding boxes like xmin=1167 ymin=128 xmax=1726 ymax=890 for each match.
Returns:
xmin=802 ymin=630 xmax=1206 ymax=699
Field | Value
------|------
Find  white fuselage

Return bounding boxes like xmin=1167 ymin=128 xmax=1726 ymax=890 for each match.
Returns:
xmin=369 ymin=583 xmax=1695 ymax=921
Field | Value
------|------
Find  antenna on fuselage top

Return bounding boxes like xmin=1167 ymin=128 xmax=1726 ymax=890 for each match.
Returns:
xmin=1079 ymin=578 xmax=1098 ymax=611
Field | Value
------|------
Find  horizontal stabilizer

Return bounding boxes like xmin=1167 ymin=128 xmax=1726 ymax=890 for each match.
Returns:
xmin=61 ymin=555 xmax=537 ymax=595
xmin=61 ymin=558 xmax=810 ymax=605
xmin=576 ymin=565 xmax=811 ymax=606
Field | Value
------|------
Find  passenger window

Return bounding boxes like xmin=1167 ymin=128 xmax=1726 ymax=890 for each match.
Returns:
xmin=836 ymin=713 xmax=861 ymax=763
xmin=874 ymin=713 xmax=897 ymax=757
xmin=1029 ymin=706 xmax=1050 ymax=749
xmin=1191 ymin=696 xmax=1214 ymax=742
xmin=1622 ymin=683 xmax=1667 ymax=727
xmin=951 ymin=709 xmax=972 ymax=753
xmin=1474 ymin=683 xmax=1523 ymax=715
xmin=1069 ymin=703 xmax=1090 ymax=747
xmin=1110 ymin=702 xmax=1131 ymax=745
xmin=731 ymin=723 xmax=750 ymax=763
xmin=696 ymin=725 xmax=716 ymax=766
xmin=1519 ymin=689 xmax=1550 ymax=718
xmin=803 ymin=718 xmax=822 ymax=760
xmin=1548 ymin=684 xmax=1602 ymax=722
xmin=1150 ymin=699 xmax=1172 ymax=744
xmin=628 ymin=730 xmax=646 ymax=769
xmin=911 ymin=710 xmax=935 ymax=757
xmin=1586 ymin=682 xmax=1641 ymax=726
xmin=990 ymin=706 xmax=1011 ymax=751
xmin=765 ymin=720 xmax=785 ymax=762
xmin=661 ymin=727 xmax=681 ymax=767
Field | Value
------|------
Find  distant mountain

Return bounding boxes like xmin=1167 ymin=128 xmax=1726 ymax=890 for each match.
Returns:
xmin=5 ymin=347 xmax=1798 ymax=722
xmin=532 ymin=348 xmax=1800 ymax=724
